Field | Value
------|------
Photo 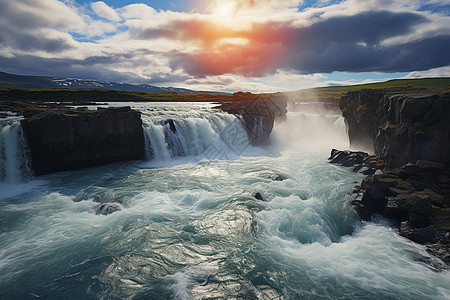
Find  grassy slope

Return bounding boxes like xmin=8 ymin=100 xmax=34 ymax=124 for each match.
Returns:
xmin=286 ymin=77 xmax=450 ymax=102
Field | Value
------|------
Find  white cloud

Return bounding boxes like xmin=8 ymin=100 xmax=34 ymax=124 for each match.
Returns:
xmin=0 ymin=0 xmax=449 ymax=93
xmin=91 ymin=1 xmax=122 ymax=22
xmin=403 ymin=65 xmax=450 ymax=78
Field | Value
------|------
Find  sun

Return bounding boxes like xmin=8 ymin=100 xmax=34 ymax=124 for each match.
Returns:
xmin=209 ymin=1 xmax=236 ymax=19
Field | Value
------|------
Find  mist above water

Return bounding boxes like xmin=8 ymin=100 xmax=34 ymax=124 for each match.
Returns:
xmin=272 ymin=98 xmax=349 ymax=150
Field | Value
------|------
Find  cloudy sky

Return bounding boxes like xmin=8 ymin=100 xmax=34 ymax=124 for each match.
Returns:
xmin=1 ymin=0 xmax=449 ymax=92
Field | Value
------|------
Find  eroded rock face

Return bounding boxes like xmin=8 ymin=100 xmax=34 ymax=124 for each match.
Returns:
xmin=340 ymin=89 xmax=450 ymax=168
xmin=21 ymin=106 xmax=145 ymax=175
xmin=219 ymin=92 xmax=288 ymax=145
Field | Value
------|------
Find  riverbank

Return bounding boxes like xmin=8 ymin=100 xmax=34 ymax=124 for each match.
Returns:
xmin=334 ymin=88 xmax=450 ymax=266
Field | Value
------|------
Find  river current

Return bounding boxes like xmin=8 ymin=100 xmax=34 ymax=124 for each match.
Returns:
xmin=1 ymin=102 xmax=449 ymax=299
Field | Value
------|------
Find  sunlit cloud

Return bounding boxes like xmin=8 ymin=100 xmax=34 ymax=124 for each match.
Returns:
xmin=91 ymin=1 xmax=122 ymax=22
xmin=0 ymin=0 xmax=449 ymax=92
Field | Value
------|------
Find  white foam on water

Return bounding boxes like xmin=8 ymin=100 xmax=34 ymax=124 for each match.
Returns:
xmin=259 ymin=216 xmax=450 ymax=299
xmin=166 ymin=269 xmax=195 ymax=300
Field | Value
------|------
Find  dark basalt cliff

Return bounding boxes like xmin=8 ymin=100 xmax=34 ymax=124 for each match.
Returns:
xmin=337 ymin=89 xmax=450 ymax=265
xmin=340 ymin=89 xmax=450 ymax=168
xmin=21 ymin=106 xmax=145 ymax=175
xmin=219 ymin=92 xmax=288 ymax=145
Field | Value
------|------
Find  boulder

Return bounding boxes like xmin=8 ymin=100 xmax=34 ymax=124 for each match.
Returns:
xmin=95 ymin=203 xmax=122 ymax=215
xmin=253 ymin=192 xmax=265 ymax=201
xmin=328 ymin=149 xmax=379 ymax=175
xmin=399 ymin=222 xmax=448 ymax=245
xmin=361 ymin=187 xmax=387 ymax=214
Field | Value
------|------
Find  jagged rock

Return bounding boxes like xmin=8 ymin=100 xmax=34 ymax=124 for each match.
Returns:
xmin=21 ymin=106 xmax=145 ymax=175
xmin=253 ymin=192 xmax=265 ymax=201
xmin=219 ymin=92 xmax=288 ymax=145
xmin=329 ymin=149 xmax=379 ymax=175
xmin=427 ymin=243 xmax=450 ymax=266
xmin=340 ymin=89 xmax=450 ymax=168
xmin=399 ymin=222 xmax=449 ymax=245
xmin=95 ymin=203 xmax=122 ymax=215
xmin=337 ymin=89 xmax=450 ymax=266
xmin=361 ymin=187 xmax=387 ymax=215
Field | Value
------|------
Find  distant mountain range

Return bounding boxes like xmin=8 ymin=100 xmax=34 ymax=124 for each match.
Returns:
xmin=0 ymin=71 xmax=229 ymax=95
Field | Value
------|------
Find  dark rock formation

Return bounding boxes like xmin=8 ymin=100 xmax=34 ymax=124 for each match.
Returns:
xmin=253 ymin=192 xmax=265 ymax=201
xmin=350 ymin=157 xmax=450 ymax=265
xmin=329 ymin=148 xmax=383 ymax=175
xmin=95 ymin=203 xmax=123 ymax=215
xmin=337 ymin=89 xmax=450 ymax=264
xmin=21 ymin=106 xmax=145 ymax=175
xmin=219 ymin=92 xmax=288 ymax=145
xmin=340 ymin=89 xmax=450 ymax=168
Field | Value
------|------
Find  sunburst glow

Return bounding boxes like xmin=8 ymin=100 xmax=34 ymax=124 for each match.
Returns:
xmin=208 ymin=1 xmax=236 ymax=19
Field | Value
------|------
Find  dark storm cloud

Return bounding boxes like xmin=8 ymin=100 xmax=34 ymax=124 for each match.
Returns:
xmin=166 ymin=10 xmax=450 ymax=76
xmin=283 ymin=11 xmax=450 ymax=73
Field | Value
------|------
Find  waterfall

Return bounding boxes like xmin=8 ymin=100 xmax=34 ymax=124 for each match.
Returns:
xmin=142 ymin=112 xmax=252 ymax=161
xmin=271 ymin=112 xmax=349 ymax=149
xmin=0 ymin=116 xmax=32 ymax=183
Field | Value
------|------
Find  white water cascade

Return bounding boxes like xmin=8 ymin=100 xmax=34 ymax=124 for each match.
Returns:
xmin=0 ymin=116 xmax=32 ymax=183
xmin=140 ymin=103 xmax=253 ymax=161
xmin=271 ymin=111 xmax=349 ymax=150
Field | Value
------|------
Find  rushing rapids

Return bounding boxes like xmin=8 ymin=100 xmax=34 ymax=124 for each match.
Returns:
xmin=0 ymin=102 xmax=449 ymax=299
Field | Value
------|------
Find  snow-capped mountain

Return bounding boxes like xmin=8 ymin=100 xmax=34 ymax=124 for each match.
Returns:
xmin=0 ymin=71 xmax=229 ymax=95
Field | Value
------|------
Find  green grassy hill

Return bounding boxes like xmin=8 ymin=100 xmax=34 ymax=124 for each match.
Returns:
xmin=313 ymin=77 xmax=450 ymax=92
xmin=285 ymin=77 xmax=450 ymax=102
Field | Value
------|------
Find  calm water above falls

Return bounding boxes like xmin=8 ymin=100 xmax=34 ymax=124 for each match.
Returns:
xmin=0 ymin=103 xmax=449 ymax=299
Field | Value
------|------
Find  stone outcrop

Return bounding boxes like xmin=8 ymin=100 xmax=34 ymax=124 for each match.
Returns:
xmin=340 ymin=89 xmax=450 ymax=168
xmin=21 ymin=106 xmax=145 ymax=175
xmin=329 ymin=148 xmax=383 ymax=175
xmin=219 ymin=92 xmax=288 ymax=145
xmin=330 ymin=148 xmax=450 ymax=265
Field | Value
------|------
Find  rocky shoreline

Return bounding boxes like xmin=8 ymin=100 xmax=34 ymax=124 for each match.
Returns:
xmin=334 ymin=88 xmax=450 ymax=266
xmin=330 ymin=149 xmax=450 ymax=266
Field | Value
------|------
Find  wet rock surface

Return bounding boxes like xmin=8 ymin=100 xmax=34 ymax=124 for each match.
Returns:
xmin=219 ymin=92 xmax=287 ymax=145
xmin=333 ymin=148 xmax=450 ymax=265
xmin=337 ymin=89 xmax=450 ymax=266
xmin=329 ymin=148 xmax=382 ymax=175
xmin=95 ymin=203 xmax=123 ymax=215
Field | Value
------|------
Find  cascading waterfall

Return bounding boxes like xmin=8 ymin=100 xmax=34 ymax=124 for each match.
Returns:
xmin=141 ymin=107 xmax=253 ymax=161
xmin=0 ymin=116 xmax=32 ymax=183
xmin=271 ymin=111 xmax=349 ymax=149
